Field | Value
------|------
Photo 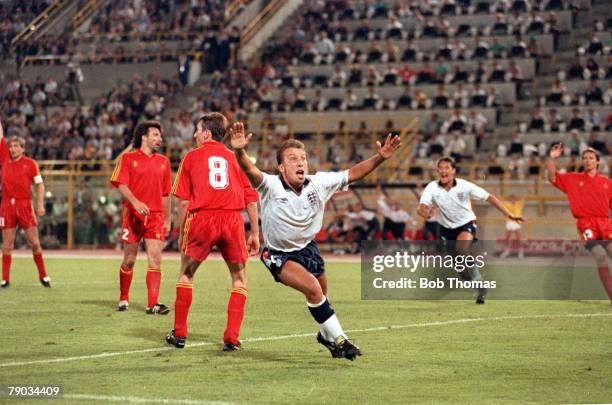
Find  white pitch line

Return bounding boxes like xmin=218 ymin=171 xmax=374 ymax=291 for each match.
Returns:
xmin=63 ymin=394 xmax=238 ymax=405
xmin=0 ymin=312 xmax=610 ymax=369
xmin=9 ymin=251 xmax=361 ymax=263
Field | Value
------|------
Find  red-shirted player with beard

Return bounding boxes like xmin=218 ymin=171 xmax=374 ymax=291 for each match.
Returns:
xmin=546 ymin=144 xmax=612 ymax=303
xmin=0 ymin=118 xmax=50 ymax=288
xmin=110 ymin=121 xmax=172 ymax=314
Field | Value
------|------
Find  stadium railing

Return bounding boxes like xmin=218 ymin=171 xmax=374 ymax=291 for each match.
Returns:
xmin=72 ymin=0 xmax=109 ymax=31
xmin=10 ymin=0 xmax=68 ymax=51
xmin=34 ymin=157 xmax=587 ymax=248
xmin=239 ymin=0 xmax=286 ymax=49
xmin=20 ymin=49 xmax=202 ymax=67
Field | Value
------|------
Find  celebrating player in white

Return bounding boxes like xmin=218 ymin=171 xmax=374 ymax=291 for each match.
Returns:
xmin=417 ymin=157 xmax=524 ymax=303
xmin=231 ymin=122 xmax=400 ymax=360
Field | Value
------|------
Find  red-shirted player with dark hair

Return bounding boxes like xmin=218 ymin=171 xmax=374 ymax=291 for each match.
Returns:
xmin=0 ymin=118 xmax=50 ymax=288
xmin=166 ymin=112 xmax=260 ymax=351
xmin=110 ymin=121 xmax=172 ymax=314
xmin=546 ymin=144 xmax=612 ymax=303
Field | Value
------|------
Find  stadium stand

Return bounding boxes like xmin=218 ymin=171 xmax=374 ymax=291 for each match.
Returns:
xmin=0 ymin=0 xmax=609 ymax=249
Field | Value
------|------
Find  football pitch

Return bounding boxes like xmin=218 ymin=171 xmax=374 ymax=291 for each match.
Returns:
xmin=0 ymin=256 xmax=610 ymax=405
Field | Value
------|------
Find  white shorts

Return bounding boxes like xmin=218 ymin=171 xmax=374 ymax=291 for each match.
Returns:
xmin=505 ymin=221 xmax=522 ymax=232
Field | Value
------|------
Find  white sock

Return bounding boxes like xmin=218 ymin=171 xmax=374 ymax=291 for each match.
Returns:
xmin=321 ymin=314 xmax=347 ymax=341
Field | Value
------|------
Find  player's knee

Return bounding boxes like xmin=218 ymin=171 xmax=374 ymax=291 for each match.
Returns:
xmin=304 ymin=280 xmax=324 ymax=303
xmin=148 ymin=255 xmax=162 ymax=269
xmin=231 ymin=275 xmax=246 ymax=289
xmin=30 ymin=241 xmax=42 ymax=253
xmin=2 ymin=240 xmax=13 ymax=253
xmin=122 ymin=257 xmax=136 ymax=269
xmin=182 ymin=264 xmax=198 ymax=279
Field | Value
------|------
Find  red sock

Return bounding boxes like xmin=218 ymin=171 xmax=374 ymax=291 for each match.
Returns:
xmin=119 ymin=266 xmax=134 ymax=301
xmin=223 ymin=287 xmax=247 ymax=345
xmin=174 ymin=283 xmax=193 ymax=337
xmin=33 ymin=253 xmax=47 ymax=279
xmin=146 ymin=268 xmax=162 ymax=307
xmin=2 ymin=254 xmax=11 ymax=283
xmin=598 ymin=265 xmax=612 ymax=300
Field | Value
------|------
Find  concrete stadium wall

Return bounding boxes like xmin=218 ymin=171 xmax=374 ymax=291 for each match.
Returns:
xmin=248 ymin=108 xmax=497 ymax=132
xmin=21 ymin=62 xmax=177 ymax=99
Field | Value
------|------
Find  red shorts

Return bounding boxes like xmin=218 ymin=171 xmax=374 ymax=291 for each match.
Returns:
xmin=119 ymin=207 xmax=166 ymax=243
xmin=181 ymin=210 xmax=247 ymax=264
xmin=576 ymin=217 xmax=612 ymax=241
xmin=0 ymin=199 xmax=37 ymax=229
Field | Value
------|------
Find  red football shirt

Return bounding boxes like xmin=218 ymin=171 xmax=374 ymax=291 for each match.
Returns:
xmin=110 ymin=149 xmax=171 ymax=212
xmin=172 ymin=141 xmax=258 ymax=211
xmin=0 ymin=138 xmax=41 ymax=201
xmin=553 ymin=171 xmax=612 ymax=219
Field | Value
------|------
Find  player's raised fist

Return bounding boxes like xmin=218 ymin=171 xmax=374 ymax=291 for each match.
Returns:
xmin=229 ymin=121 xmax=253 ymax=150
xmin=549 ymin=143 xmax=563 ymax=159
xmin=376 ymin=133 xmax=401 ymax=159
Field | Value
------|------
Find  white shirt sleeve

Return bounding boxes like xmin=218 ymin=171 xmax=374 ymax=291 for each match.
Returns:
xmin=419 ymin=182 xmax=435 ymax=207
xmin=397 ymin=209 xmax=416 ymax=225
xmin=377 ymin=196 xmax=392 ymax=217
xmin=464 ymin=180 xmax=490 ymax=201
xmin=255 ymin=172 xmax=275 ymax=201
xmin=312 ymin=170 xmax=349 ymax=202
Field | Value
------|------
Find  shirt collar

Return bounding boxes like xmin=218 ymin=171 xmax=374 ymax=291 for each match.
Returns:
xmin=278 ymin=175 xmax=310 ymax=193
xmin=137 ymin=148 xmax=156 ymax=158
xmin=437 ymin=178 xmax=457 ymax=188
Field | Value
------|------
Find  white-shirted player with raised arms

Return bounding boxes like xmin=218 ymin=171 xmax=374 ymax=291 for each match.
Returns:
xmin=231 ymin=122 xmax=400 ymax=361
xmin=417 ymin=156 xmax=524 ymax=304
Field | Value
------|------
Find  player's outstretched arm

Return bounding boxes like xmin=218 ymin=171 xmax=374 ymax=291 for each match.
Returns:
xmin=486 ymin=194 xmax=524 ymax=222
xmin=230 ymin=121 xmax=264 ymax=188
xmin=348 ymin=134 xmax=401 ymax=183
xmin=545 ymin=143 xmax=563 ymax=185
xmin=0 ymin=117 xmax=4 ymax=140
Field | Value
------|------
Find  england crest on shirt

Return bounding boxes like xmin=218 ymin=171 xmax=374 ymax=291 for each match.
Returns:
xmin=306 ymin=191 xmax=319 ymax=207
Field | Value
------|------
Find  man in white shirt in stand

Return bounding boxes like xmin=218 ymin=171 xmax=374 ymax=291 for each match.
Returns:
xmin=378 ymin=190 xmax=417 ymax=240
xmin=417 ymin=156 xmax=524 ymax=303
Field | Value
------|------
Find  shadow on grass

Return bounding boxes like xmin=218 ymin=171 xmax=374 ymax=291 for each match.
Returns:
xmin=127 ymin=327 xmax=215 ymax=345
xmin=205 ymin=346 xmax=350 ymax=367
xmin=78 ymin=299 xmax=146 ymax=312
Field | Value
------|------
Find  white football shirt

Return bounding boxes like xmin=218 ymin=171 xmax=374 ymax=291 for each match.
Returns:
xmin=419 ymin=178 xmax=490 ymax=229
xmin=257 ymin=171 xmax=349 ymax=251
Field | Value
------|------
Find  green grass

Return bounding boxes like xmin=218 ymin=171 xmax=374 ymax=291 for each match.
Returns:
xmin=0 ymin=257 xmax=611 ymax=405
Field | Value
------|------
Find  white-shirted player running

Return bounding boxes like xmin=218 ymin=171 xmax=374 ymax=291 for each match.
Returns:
xmin=231 ymin=122 xmax=401 ymax=360
xmin=417 ymin=156 xmax=524 ymax=303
